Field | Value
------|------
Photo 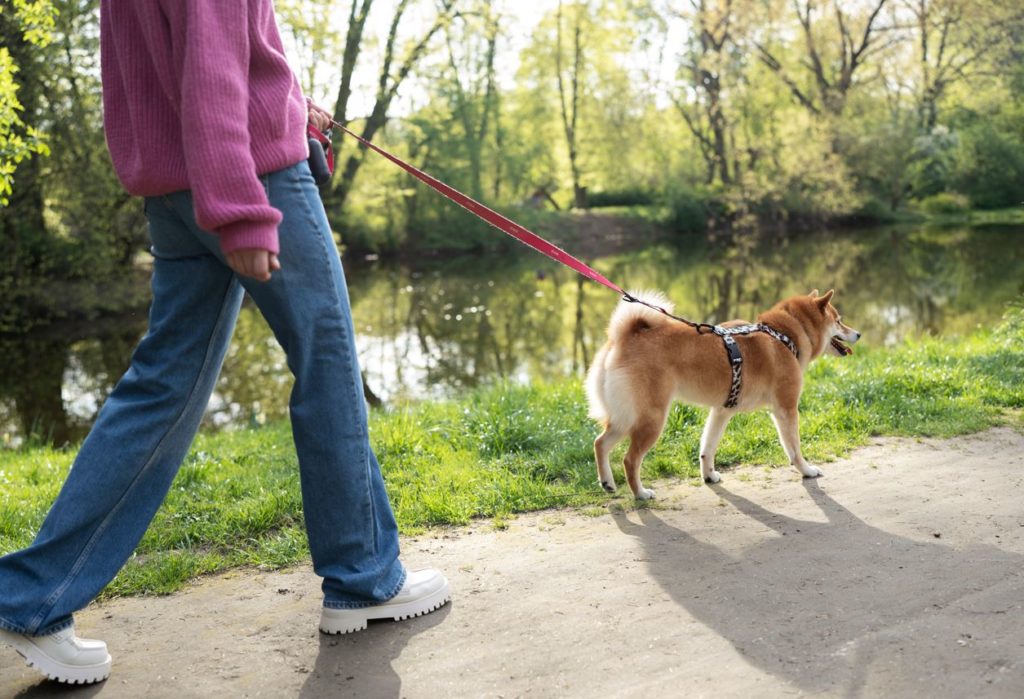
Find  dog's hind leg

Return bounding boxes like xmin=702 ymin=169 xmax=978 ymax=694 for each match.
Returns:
xmin=770 ymin=407 xmax=822 ymax=478
xmin=623 ymin=413 xmax=667 ymax=500
xmin=594 ymin=423 xmax=627 ymax=493
xmin=699 ymin=408 xmax=733 ymax=483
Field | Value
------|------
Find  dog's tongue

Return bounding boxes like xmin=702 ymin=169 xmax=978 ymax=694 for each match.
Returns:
xmin=831 ymin=337 xmax=853 ymax=356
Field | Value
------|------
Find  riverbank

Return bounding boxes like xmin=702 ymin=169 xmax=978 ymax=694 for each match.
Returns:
xmin=1 ymin=302 xmax=1021 ymax=600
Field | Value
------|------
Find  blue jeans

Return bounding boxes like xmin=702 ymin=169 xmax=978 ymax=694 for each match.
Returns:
xmin=0 ymin=160 xmax=405 ymax=636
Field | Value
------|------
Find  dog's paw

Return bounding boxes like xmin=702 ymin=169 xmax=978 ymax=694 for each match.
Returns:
xmin=800 ymin=465 xmax=823 ymax=478
xmin=703 ymin=470 xmax=722 ymax=484
xmin=635 ymin=488 xmax=655 ymax=501
xmin=600 ymin=479 xmax=617 ymax=493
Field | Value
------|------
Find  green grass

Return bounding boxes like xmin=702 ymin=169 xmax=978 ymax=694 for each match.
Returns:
xmin=2 ymin=302 xmax=1022 ymax=598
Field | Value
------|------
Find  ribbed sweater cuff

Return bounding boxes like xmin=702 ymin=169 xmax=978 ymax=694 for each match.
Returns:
xmin=216 ymin=219 xmax=281 ymax=255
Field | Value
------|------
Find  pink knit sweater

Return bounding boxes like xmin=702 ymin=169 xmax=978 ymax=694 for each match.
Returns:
xmin=100 ymin=0 xmax=309 ymax=254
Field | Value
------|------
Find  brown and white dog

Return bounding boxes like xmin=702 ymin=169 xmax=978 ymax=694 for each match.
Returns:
xmin=585 ymin=289 xmax=860 ymax=499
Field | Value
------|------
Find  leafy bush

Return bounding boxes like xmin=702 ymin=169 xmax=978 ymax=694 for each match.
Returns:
xmin=907 ymin=126 xmax=960 ymax=199
xmin=951 ymin=123 xmax=1024 ymax=209
xmin=918 ymin=192 xmax=970 ymax=215
xmin=664 ymin=186 xmax=714 ymax=234
xmin=842 ymin=196 xmax=899 ymax=225
xmin=586 ymin=188 xmax=655 ymax=208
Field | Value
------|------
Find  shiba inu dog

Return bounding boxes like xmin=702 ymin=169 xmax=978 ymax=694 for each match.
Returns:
xmin=585 ymin=289 xmax=860 ymax=499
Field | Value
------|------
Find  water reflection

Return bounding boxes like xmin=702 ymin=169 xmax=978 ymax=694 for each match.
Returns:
xmin=0 ymin=316 xmax=147 ymax=446
xmin=1 ymin=224 xmax=1021 ymax=446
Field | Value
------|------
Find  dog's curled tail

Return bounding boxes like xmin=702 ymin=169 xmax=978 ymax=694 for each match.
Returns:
xmin=607 ymin=290 xmax=674 ymax=342
xmin=585 ymin=290 xmax=673 ymax=423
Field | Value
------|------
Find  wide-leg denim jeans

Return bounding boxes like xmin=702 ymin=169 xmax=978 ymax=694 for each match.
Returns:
xmin=0 ymin=160 xmax=405 ymax=636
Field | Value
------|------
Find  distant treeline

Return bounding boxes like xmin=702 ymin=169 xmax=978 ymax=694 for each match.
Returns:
xmin=2 ymin=0 xmax=1022 ymax=328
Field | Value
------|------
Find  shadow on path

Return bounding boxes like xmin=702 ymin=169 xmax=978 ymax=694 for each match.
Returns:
xmin=299 ymin=604 xmax=452 ymax=699
xmin=612 ymin=480 xmax=1024 ymax=696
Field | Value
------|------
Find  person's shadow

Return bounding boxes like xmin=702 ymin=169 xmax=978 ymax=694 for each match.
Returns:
xmin=612 ymin=480 xmax=1024 ymax=696
xmin=298 ymin=603 xmax=452 ymax=699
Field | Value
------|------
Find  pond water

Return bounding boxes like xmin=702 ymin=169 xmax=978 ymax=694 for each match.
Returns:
xmin=2 ymin=223 xmax=1022 ymax=446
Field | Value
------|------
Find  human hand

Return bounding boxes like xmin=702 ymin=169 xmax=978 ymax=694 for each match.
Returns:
xmin=306 ymin=98 xmax=333 ymax=132
xmin=226 ymin=249 xmax=281 ymax=282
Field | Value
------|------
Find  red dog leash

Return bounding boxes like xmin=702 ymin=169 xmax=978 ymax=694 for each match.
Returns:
xmin=328 ymin=120 xmax=624 ymax=292
xmin=315 ymin=114 xmax=711 ymax=331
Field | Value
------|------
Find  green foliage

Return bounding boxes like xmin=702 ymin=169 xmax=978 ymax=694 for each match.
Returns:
xmin=908 ymin=126 xmax=960 ymax=199
xmin=664 ymin=184 xmax=713 ymax=233
xmin=6 ymin=1 xmax=56 ymax=44
xmin=0 ymin=0 xmax=55 ymax=204
xmin=587 ymin=188 xmax=655 ymax=208
xmin=918 ymin=192 xmax=970 ymax=215
xmin=952 ymin=122 xmax=1024 ymax=209
xmin=0 ymin=1 xmax=145 ymax=332
xmin=844 ymin=197 xmax=901 ymax=225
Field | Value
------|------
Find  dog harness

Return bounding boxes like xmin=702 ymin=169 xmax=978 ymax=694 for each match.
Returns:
xmin=712 ymin=324 xmax=799 ymax=408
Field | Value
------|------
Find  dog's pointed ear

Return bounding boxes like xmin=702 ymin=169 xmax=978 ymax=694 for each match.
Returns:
xmin=809 ymin=289 xmax=819 ymax=298
xmin=816 ymin=289 xmax=835 ymax=308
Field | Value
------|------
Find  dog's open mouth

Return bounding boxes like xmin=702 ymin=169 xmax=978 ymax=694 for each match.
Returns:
xmin=831 ymin=337 xmax=853 ymax=356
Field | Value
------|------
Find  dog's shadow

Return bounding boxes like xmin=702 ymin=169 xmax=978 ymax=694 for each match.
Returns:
xmin=297 ymin=604 xmax=451 ymax=699
xmin=612 ymin=480 xmax=1024 ymax=696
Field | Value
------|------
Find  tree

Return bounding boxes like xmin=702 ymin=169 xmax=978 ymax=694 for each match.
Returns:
xmin=672 ymin=0 xmax=742 ymax=186
xmin=0 ymin=0 xmax=54 ymax=205
xmin=442 ymin=0 xmax=501 ymax=200
xmin=518 ymin=0 xmax=641 ymax=209
xmin=555 ymin=0 xmax=588 ymax=207
xmin=903 ymin=0 xmax=1024 ymax=130
xmin=276 ymin=0 xmax=345 ymax=98
xmin=323 ymin=0 xmax=459 ymax=214
xmin=1 ymin=0 xmax=146 ymax=333
xmin=755 ymin=0 xmax=894 ymax=118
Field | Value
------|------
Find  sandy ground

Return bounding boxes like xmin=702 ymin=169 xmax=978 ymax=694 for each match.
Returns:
xmin=2 ymin=427 xmax=1024 ymax=698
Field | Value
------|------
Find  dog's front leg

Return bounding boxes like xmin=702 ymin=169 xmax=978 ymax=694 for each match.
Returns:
xmin=770 ymin=407 xmax=822 ymax=478
xmin=699 ymin=408 xmax=733 ymax=483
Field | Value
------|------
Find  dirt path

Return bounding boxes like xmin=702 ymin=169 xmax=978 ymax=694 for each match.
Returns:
xmin=3 ymin=428 xmax=1024 ymax=698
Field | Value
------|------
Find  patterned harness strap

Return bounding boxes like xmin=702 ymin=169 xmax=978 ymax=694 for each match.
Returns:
xmin=713 ymin=324 xmax=799 ymax=408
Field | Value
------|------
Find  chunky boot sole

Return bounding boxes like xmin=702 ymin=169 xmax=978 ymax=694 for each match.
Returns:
xmin=2 ymin=631 xmax=111 ymax=685
xmin=319 ymin=581 xmax=451 ymax=635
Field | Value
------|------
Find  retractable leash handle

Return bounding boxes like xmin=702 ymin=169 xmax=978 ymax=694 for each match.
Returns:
xmin=307 ymin=123 xmax=334 ymax=186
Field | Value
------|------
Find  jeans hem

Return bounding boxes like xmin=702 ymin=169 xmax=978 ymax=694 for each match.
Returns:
xmin=321 ymin=566 xmax=407 ymax=610
xmin=0 ymin=614 xmax=74 ymax=636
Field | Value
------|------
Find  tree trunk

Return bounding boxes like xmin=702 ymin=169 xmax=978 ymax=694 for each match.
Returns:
xmin=557 ymin=1 xmax=586 ymax=209
xmin=324 ymin=0 xmax=456 ymax=215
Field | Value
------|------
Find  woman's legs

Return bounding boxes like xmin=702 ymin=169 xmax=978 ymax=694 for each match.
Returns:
xmin=0 ymin=196 xmax=243 ymax=635
xmin=168 ymin=162 xmax=405 ymax=606
xmin=0 ymin=160 xmax=410 ymax=641
xmin=240 ymin=162 xmax=405 ymax=606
